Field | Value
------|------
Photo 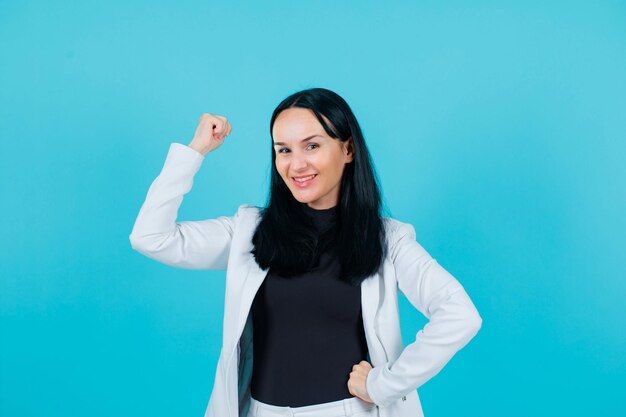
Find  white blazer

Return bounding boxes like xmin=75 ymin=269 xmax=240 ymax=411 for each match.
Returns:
xmin=129 ymin=143 xmax=482 ymax=417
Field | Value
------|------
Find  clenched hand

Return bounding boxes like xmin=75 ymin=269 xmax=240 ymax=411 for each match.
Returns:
xmin=188 ymin=113 xmax=232 ymax=156
xmin=347 ymin=360 xmax=374 ymax=403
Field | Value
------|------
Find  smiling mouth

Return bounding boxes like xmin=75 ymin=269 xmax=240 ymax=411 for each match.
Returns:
xmin=292 ymin=174 xmax=317 ymax=187
xmin=293 ymin=174 xmax=316 ymax=182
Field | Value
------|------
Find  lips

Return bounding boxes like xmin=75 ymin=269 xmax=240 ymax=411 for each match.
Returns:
xmin=292 ymin=174 xmax=317 ymax=188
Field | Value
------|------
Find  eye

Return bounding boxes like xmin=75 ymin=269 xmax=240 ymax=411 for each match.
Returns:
xmin=306 ymin=143 xmax=319 ymax=150
xmin=278 ymin=147 xmax=290 ymax=154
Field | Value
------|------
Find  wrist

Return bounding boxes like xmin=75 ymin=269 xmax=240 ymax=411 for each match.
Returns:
xmin=187 ymin=142 xmax=209 ymax=156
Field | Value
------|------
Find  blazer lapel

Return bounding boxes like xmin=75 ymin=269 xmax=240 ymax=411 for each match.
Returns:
xmin=234 ymin=258 xmax=268 ymax=344
xmin=361 ymin=272 xmax=387 ymax=366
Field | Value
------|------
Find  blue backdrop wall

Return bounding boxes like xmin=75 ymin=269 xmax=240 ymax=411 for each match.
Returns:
xmin=1 ymin=1 xmax=625 ymax=416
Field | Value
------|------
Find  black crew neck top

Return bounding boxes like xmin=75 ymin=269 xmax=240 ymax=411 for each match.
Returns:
xmin=249 ymin=203 xmax=369 ymax=407
xmin=302 ymin=202 xmax=337 ymax=227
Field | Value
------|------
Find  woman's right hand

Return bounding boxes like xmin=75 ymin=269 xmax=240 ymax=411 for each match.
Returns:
xmin=188 ymin=113 xmax=232 ymax=156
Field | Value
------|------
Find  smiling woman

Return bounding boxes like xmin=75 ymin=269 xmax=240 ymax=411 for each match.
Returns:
xmin=252 ymin=89 xmax=385 ymax=285
xmin=129 ymin=87 xmax=482 ymax=417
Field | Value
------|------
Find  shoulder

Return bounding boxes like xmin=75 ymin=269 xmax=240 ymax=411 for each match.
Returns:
xmin=235 ymin=203 xmax=262 ymax=217
xmin=232 ymin=204 xmax=263 ymax=228
xmin=381 ymin=216 xmax=423 ymax=259
xmin=382 ymin=216 xmax=417 ymax=241
xmin=380 ymin=216 xmax=434 ymax=267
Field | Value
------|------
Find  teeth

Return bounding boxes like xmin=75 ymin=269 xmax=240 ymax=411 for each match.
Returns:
xmin=294 ymin=175 xmax=315 ymax=182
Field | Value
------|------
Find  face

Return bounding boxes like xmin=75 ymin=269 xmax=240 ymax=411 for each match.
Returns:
xmin=272 ymin=107 xmax=353 ymax=210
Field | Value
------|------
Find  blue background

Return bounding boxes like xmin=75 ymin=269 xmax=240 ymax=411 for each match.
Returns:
xmin=1 ymin=1 xmax=625 ymax=416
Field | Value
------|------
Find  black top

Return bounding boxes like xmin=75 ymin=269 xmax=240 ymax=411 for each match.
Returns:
xmin=249 ymin=203 xmax=369 ymax=406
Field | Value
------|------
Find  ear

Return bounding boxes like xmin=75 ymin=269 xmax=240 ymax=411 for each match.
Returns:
xmin=343 ymin=137 xmax=354 ymax=163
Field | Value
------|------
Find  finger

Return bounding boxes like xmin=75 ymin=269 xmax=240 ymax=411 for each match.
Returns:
xmin=217 ymin=116 xmax=229 ymax=138
xmin=213 ymin=120 xmax=225 ymax=137
xmin=218 ymin=117 xmax=229 ymax=138
xmin=215 ymin=115 xmax=227 ymax=128
xmin=203 ymin=114 xmax=221 ymax=130
xmin=346 ymin=380 xmax=355 ymax=395
xmin=220 ymin=122 xmax=229 ymax=139
xmin=201 ymin=114 xmax=219 ymax=130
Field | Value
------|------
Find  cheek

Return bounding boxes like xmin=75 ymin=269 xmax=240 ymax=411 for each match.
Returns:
xmin=328 ymin=157 xmax=345 ymax=176
xmin=275 ymin=160 xmax=288 ymax=177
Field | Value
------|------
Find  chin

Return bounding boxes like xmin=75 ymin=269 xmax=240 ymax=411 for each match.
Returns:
xmin=290 ymin=192 xmax=315 ymax=205
xmin=292 ymin=195 xmax=311 ymax=204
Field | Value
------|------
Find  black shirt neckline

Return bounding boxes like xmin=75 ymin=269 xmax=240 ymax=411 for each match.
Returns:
xmin=301 ymin=203 xmax=338 ymax=231
xmin=302 ymin=203 xmax=338 ymax=215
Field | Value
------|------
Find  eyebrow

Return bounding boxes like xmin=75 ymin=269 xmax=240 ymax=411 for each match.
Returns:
xmin=273 ymin=135 xmax=321 ymax=147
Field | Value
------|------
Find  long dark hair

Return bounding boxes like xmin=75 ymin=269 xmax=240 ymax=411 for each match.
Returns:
xmin=251 ymin=88 xmax=386 ymax=286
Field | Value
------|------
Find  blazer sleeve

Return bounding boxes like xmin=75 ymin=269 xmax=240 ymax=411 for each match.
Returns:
xmin=366 ymin=222 xmax=482 ymax=407
xmin=129 ymin=143 xmax=236 ymax=270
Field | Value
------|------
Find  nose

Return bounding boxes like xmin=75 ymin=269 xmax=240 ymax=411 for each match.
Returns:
xmin=291 ymin=151 xmax=308 ymax=172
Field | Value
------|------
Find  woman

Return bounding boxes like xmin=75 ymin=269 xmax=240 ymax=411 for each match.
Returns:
xmin=129 ymin=88 xmax=482 ymax=417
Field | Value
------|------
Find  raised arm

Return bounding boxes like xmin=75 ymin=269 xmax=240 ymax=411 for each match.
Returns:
xmin=129 ymin=114 xmax=236 ymax=270
xmin=366 ymin=222 xmax=483 ymax=407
